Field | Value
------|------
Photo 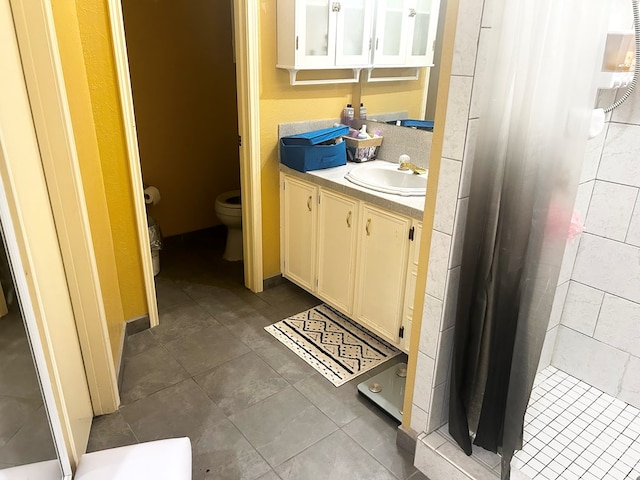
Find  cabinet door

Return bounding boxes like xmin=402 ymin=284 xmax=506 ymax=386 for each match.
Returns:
xmin=401 ymin=222 xmax=421 ymax=352
xmin=406 ymin=0 xmax=440 ymax=66
xmin=354 ymin=204 xmax=411 ymax=342
xmin=372 ymin=0 xmax=410 ymax=66
xmin=335 ymin=0 xmax=374 ymax=66
xmin=294 ymin=0 xmax=338 ymax=67
xmin=281 ymin=176 xmax=317 ymax=291
xmin=317 ymin=189 xmax=359 ymax=314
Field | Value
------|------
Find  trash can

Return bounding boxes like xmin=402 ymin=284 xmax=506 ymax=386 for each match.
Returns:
xmin=147 ymin=215 xmax=162 ymax=276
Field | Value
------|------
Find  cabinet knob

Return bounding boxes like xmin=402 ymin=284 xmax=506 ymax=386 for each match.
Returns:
xmin=332 ymin=2 xmax=341 ymax=12
xmin=408 ymin=7 xmax=417 ymax=17
xmin=307 ymin=196 xmax=312 ymax=211
xmin=346 ymin=211 xmax=352 ymax=228
xmin=365 ymin=218 xmax=371 ymax=236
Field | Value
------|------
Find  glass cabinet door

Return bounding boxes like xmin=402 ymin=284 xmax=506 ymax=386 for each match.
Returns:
xmin=372 ymin=0 xmax=410 ymax=66
xmin=406 ymin=0 xmax=439 ymax=66
xmin=295 ymin=0 xmax=337 ymax=67
xmin=335 ymin=0 xmax=373 ymax=66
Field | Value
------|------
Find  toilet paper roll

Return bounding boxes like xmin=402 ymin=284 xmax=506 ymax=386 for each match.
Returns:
xmin=144 ymin=186 xmax=161 ymax=205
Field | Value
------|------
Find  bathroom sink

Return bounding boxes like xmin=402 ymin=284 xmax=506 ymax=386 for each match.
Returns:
xmin=345 ymin=162 xmax=427 ymax=196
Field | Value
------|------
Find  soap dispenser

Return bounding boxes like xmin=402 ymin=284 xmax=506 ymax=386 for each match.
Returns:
xmin=357 ymin=125 xmax=370 ymax=139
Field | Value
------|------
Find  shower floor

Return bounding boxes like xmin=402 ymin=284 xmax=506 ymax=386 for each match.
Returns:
xmin=515 ymin=366 xmax=640 ymax=480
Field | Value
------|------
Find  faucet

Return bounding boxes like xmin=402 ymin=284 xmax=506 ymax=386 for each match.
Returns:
xmin=398 ymin=155 xmax=426 ymax=175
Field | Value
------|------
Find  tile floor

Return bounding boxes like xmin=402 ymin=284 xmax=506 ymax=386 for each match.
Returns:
xmin=417 ymin=366 xmax=640 ymax=480
xmin=515 ymin=366 xmax=640 ymax=480
xmin=87 ymin=228 xmax=427 ymax=480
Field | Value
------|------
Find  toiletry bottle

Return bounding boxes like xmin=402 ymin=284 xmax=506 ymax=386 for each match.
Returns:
xmin=341 ymin=104 xmax=354 ymax=126
xmin=357 ymin=125 xmax=369 ymax=139
xmin=359 ymin=102 xmax=367 ymax=120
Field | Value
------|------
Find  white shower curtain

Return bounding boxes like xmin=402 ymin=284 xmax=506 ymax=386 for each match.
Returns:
xmin=448 ymin=1 xmax=611 ymax=478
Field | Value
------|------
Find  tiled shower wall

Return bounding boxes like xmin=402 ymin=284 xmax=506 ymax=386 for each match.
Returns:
xmin=536 ymin=0 xmax=640 ymax=411
xmin=548 ymin=87 xmax=640 ymax=410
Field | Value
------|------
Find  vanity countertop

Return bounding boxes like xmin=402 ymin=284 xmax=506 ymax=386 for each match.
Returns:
xmin=280 ymin=160 xmax=426 ymax=220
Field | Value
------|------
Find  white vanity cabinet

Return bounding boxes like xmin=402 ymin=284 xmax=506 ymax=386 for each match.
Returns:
xmin=353 ymin=204 xmax=411 ymax=342
xmin=371 ymin=0 xmax=439 ymax=67
xmin=281 ymin=175 xmax=318 ymax=292
xmin=280 ymin=172 xmax=419 ymax=349
xmin=316 ymin=189 xmax=359 ymax=314
xmin=277 ymin=0 xmax=374 ymax=75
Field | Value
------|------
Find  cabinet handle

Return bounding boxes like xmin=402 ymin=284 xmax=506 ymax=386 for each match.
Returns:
xmin=307 ymin=196 xmax=312 ymax=211
xmin=375 ymin=38 xmax=379 ymax=50
xmin=365 ymin=218 xmax=371 ymax=236
xmin=332 ymin=2 xmax=341 ymax=12
xmin=408 ymin=7 xmax=417 ymax=17
xmin=346 ymin=211 xmax=352 ymax=228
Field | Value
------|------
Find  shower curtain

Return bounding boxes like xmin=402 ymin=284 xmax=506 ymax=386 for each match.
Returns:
xmin=448 ymin=1 xmax=610 ymax=479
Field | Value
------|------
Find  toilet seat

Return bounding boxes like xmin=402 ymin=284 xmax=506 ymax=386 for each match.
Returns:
xmin=215 ymin=190 xmax=241 ymax=209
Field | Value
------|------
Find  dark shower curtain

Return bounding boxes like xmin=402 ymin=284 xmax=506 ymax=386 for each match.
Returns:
xmin=446 ymin=1 xmax=610 ymax=479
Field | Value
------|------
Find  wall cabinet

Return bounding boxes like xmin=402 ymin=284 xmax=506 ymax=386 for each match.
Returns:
xmin=371 ymin=0 xmax=439 ymax=68
xmin=277 ymin=0 xmax=374 ymax=83
xmin=371 ymin=0 xmax=409 ymax=66
xmin=280 ymin=173 xmax=419 ymax=349
xmin=277 ymin=0 xmax=440 ymax=84
xmin=405 ymin=0 xmax=439 ymax=66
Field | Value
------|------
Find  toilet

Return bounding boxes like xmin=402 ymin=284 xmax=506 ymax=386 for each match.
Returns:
xmin=215 ymin=190 xmax=243 ymax=261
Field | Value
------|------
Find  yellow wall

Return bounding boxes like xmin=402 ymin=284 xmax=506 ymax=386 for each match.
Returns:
xmin=361 ymin=70 xmax=429 ymax=119
xmin=121 ymin=0 xmax=240 ymax=237
xmin=51 ymin=0 xmax=127 ymax=361
xmin=72 ymin=1 xmax=147 ymax=321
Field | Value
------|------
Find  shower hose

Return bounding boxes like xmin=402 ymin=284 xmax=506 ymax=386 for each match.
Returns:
xmin=603 ymin=0 xmax=640 ymax=113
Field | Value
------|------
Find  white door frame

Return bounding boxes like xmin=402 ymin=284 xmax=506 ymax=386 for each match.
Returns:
xmin=107 ymin=0 xmax=160 ymax=325
xmin=107 ymin=0 xmax=264 ymax=294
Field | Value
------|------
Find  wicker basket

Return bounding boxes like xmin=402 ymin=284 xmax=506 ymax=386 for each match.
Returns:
xmin=343 ymin=136 xmax=383 ymax=162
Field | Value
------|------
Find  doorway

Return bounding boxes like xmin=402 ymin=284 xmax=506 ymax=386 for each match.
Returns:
xmin=120 ymin=0 xmax=241 ymax=240
xmin=107 ymin=0 xmax=263 ymax=305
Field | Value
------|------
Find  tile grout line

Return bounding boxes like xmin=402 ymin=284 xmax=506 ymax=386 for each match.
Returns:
xmin=519 ymin=367 xmax=640 ymax=480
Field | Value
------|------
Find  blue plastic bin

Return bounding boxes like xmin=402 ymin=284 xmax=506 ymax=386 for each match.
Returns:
xmin=386 ymin=119 xmax=434 ymax=131
xmin=280 ymin=126 xmax=348 ymax=172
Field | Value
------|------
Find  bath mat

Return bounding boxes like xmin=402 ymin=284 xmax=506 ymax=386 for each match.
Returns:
xmin=265 ymin=304 xmax=400 ymax=387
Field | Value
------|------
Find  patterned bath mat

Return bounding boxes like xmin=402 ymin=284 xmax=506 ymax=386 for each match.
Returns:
xmin=265 ymin=304 xmax=400 ymax=387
